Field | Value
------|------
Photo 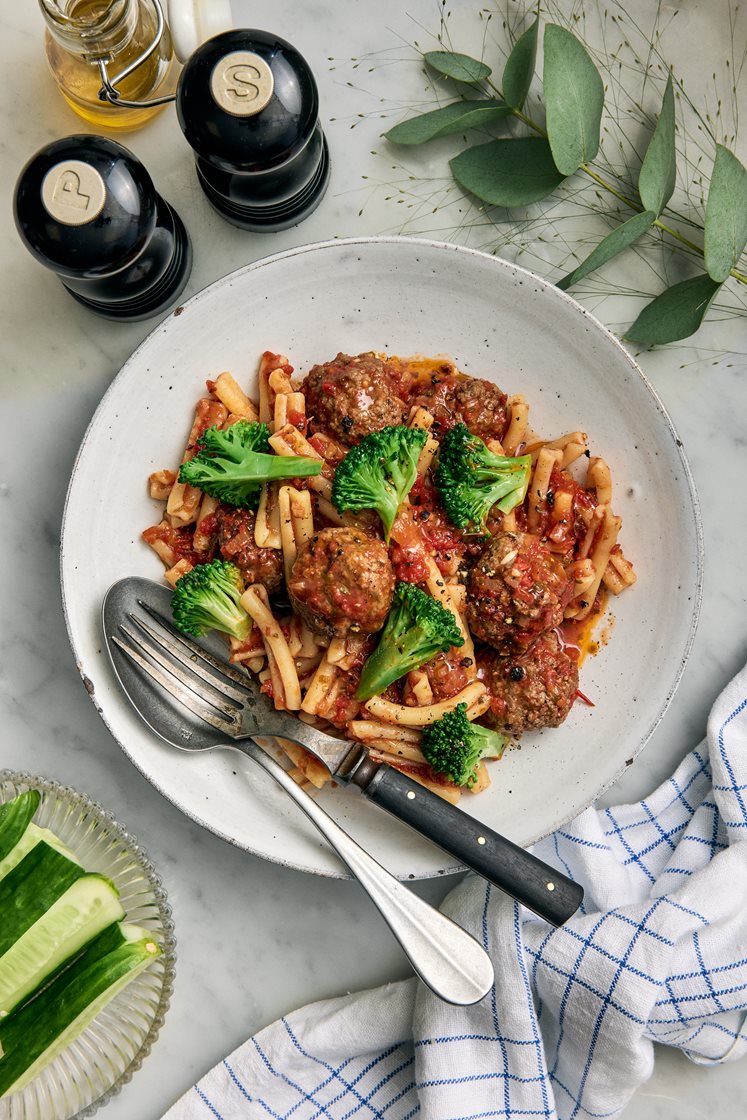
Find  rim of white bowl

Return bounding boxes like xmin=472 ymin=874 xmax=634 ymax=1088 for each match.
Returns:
xmin=59 ymin=236 xmax=704 ymax=879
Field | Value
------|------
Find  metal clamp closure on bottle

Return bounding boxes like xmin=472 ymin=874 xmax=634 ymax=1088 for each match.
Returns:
xmin=97 ymin=0 xmax=177 ymax=110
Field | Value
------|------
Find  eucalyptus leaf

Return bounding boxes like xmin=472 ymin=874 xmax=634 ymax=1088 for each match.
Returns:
xmin=625 ymin=273 xmax=722 ymax=344
xmin=543 ymin=24 xmax=604 ymax=175
xmin=558 ymin=211 xmax=656 ymax=290
xmin=450 ymin=137 xmax=565 ymax=208
xmin=704 ymin=144 xmax=747 ymax=283
xmin=385 ymin=100 xmax=511 ymax=146
xmin=638 ymin=75 xmax=676 ymax=216
xmin=424 ymin=51 xmax=491 ymax=83
xmin=502 ymin=17 xmax=538 ymax=109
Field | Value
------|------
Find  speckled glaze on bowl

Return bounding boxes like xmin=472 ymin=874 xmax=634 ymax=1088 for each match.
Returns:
xmin=0 ymin=773 xmax=175 ymax=1120
xmin=60 ymin=237 xmax=703 ymax=880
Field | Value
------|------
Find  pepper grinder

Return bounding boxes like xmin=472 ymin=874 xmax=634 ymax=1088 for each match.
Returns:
xmin=175 ymin=29 xmax=330 ymax=231
xmin=14 ymin=135 xmax=192 ymax=320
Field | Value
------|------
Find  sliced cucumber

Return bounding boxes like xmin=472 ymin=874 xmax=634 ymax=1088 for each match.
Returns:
xmin=0 ymin=922 xmax=161 ymax=1097
xmin=0 ymin=792 xmax=41 ymax=863
xmin=0 ymin=873 xmax=124 ymax=1017
xmin=0 ymin=823 xmax=80 ymax=885
xmin=0 ymin=843 xmax=86 ymax=959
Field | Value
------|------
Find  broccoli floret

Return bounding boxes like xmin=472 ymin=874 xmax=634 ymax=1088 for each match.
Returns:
xmin=171 ymin=560 xmax=252 ymax=640
xmin=179 ymin=420 xmax=322 ymax=509
xmin=332 ymin=425 xmax=428 ymax=540
xmin=435 ymin=423 xmax=531 ymax=532
xmin=421 ymin=703 xmax=507 ymax=787
xmin=356 ymin=582 xmax=463 ymax=700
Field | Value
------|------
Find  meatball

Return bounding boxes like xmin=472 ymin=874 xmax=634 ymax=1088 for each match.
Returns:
xmin=288 ymin=527 xmax=394 ymax=639
xmin=301 ymin=353 xmax=407 ymax=445
xmin=481 ymin=631 xmax=579 ymax=735
xmin=216 ymin=506 xmax=284 ymax=594
xmin=467 ymin=531 xmax=572 ymax=653
xmin=409 ymin=372 xmax=507 ymax=440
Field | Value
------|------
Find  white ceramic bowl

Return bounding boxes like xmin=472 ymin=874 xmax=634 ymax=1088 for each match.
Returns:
xmin=60 ymin=237 xmax=703 ymax=880
xmin=0 ymin=773 xmax=174 ymax=1120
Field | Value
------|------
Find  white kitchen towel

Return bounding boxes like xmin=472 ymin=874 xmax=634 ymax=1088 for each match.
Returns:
xmin=164 ymin=663 xmax=747 ymax=1120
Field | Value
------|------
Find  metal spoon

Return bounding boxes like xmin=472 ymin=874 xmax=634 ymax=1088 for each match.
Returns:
xmin=102 ymin=576 xmax=495 ymax=1005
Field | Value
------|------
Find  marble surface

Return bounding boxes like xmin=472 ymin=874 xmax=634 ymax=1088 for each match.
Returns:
xmin=0 ymin=1 xmax=745 ymax=1117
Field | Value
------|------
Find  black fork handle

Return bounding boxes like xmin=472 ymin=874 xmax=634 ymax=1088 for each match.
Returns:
xmin=350 ymin=756 xmax=583 ymax=926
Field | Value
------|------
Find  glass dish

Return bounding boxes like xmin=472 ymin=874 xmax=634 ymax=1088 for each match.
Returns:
xmin=0 ymin=772 xmax=175 ymax=1120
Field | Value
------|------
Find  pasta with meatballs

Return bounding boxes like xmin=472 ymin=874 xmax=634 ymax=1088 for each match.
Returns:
xmin=142 ymin=349 xmax=636 ymax=802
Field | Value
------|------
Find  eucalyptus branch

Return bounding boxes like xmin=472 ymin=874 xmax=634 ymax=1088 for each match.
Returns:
xmin=484 ymin=76 xmax=747 ymax=286
xmin=380 ymin=3 xmax=747 ymax=344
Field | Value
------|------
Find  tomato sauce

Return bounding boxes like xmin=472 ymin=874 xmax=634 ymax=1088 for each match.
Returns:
xmin=288 ymin=407 xmax=307 ymax=434
xmin=390 ymin=356 xmax=458 ymax=400
xmin=391 ymin=544 xmax=430 ymax=585
xmin=328 ymin=691 xmax=361 ymax=728
xmin=141 ymin=522 xmax=210 ymax=568
xmin=196 ymin=513 xmax=218 ymax=540
xmin=535 ymin=466 xmax=598 ymax=557
xmin=367 ymin=749 xmax=454 ymax=790
xmin=558 ymin=589 xmax=608 ymax=666
xmin=406 ymin=473 xmax=478 ymax=576
xmin=262 ymin=351 xmax=293 ymax=378
xmin=189 ymin=398 xmax=227 ymax=448
xmin=426 ymin=651 xmax=470 ymax=701
xmin=144 ymin=349 xmax=632 ymax=755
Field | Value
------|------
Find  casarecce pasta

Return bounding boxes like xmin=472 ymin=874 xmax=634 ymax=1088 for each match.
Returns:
xmin=143 ymin=351 xmax=636 ymax=801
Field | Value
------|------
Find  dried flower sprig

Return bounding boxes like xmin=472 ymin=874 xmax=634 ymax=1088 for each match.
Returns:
xmin=378 ymin=2 xmax=747 ymax=345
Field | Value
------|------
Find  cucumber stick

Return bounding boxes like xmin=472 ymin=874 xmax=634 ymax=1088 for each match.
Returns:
xmin=0 ymin=874 xmax=124 ymax=1016
xmin=0 ymin=823 xmax=80 ymax=885
xmin=0 ymin=792 xmax=40 ymax=863
xmin=0 ymin=922 xmax=161 ymax=1098
xmin=0 ymin=842 xmax=86 ymax=959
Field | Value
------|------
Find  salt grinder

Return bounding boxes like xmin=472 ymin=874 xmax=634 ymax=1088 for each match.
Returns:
xmin=14 ymin=135 xmax=192 ymax=320
xmin=175 ymin=29 xmax=330 ymax=231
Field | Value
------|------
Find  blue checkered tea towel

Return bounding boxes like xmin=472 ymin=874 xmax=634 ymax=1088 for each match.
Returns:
xmin=164 ymin=663 xmax=747 ymax=1120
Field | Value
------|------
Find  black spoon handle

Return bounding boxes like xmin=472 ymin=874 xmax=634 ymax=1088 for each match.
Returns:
xmin=351 ymin=759 xmax=583 ymax=926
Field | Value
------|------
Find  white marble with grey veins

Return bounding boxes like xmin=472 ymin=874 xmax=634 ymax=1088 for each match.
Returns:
xmin=0 ymin=1 xmax=745 ymax=1117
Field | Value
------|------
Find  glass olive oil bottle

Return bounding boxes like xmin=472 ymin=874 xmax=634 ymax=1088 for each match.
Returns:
xmin=40 ymin=0 xmax=178 ymax=130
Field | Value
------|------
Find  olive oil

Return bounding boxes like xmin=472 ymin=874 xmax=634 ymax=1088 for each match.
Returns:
xmin=40 ymin=0 xmax=178 ymax=130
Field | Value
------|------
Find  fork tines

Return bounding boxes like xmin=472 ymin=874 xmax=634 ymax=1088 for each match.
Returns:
xmin=137 ymin=601 xmax=257 ymax=699
xmin=113 ymin=614 xmax=244 ymax=736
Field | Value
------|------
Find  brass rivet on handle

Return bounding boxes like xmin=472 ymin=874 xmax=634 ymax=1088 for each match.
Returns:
xmin=546 ymin=882 xmax=556 ymax=891
xmin=406 ymin=791 xmax=416 ymax=800
xmin=477 ymin=836 xmax=486 ymax=845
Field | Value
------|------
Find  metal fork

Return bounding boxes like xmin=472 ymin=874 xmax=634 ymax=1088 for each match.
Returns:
xmin=104 ymin=578 xmax=582 ymax=927
xmin=103 ymin=577 xmax=496 ymax=1005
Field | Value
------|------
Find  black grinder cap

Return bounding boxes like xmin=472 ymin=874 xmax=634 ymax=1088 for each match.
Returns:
xmin=176 ymin=29 xmax=330 ymax=230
